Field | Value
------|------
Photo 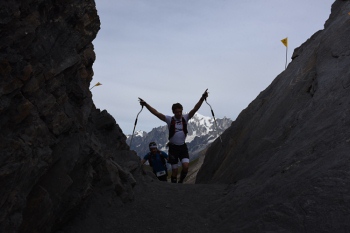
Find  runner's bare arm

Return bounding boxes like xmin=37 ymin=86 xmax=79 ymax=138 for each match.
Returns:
xmin=188 ymin=89 xmax=209 ymax=119
xmin=139 ymin=98 xmax=166 ymax=121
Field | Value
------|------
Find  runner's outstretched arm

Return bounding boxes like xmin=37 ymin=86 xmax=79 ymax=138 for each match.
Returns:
xmin=188 ymin=89 xmax=209 ymax=119
xmin=139 ymin=98 xmax=166 ymax=122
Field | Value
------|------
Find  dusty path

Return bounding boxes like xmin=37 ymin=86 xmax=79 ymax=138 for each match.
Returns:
xmin=59 ymin=153 xmax=231 ymax=233
xmin=185 ymin=153 xmax=206 ymax=184
xmin=60 ymin=179 xmax=230 ymax=233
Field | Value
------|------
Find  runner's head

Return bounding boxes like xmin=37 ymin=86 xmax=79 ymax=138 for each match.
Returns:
xmin=172 ymin=103 xmax=183 ymax=119
xmin=149 ymin=142 xmax=158 ymax=152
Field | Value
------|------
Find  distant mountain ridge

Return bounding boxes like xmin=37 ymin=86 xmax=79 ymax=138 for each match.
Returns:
xmin=126 ymin=113 xmax=232 ymax=160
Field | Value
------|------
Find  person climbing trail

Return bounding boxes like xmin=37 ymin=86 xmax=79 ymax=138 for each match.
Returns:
xmin=141 ymin=142 xmax=169 ymax=182
xmin=139 ymin=89 xmax=209 ymax=183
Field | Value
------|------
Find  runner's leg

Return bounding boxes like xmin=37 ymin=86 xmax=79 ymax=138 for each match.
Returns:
xmin=169 ymin=144 xmax=179 ymax=183
xmin=178 ymin=143 xmax=190 ymax=183
xmin=179 ymin=159 xmax=189 ymax=183
xmin=171 ymin=164 xmax=178 ymax=183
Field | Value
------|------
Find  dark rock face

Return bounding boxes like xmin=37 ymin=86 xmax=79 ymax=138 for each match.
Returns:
xmin=0 ymin=1 xmax=140 ymax=233
xmin=196 ymin=1 xmax=350 ymax=232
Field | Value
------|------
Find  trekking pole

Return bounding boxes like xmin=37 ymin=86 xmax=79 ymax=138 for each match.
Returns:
xmin=129 ymin=105 xmax=144 ymax=149
xmin=205 ymin=98 xmax=223 ymax=143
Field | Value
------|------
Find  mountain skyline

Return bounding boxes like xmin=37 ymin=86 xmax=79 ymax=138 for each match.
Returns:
xmin=126 ymin=113 xmax=232 ymax=161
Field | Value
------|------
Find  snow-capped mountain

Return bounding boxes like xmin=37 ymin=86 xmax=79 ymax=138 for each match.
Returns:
xmin=126 ymin=113 xmax=232 ymax=161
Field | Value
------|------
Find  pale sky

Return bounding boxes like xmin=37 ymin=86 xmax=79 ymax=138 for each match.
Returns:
xmin=91 ymin=0 xmax=334 ymax=134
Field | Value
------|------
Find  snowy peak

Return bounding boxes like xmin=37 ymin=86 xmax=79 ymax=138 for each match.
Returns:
xmin=126 ymin=113 xmax=232 ymax=160
xmin=135 ymin=130 xmax=146 ymax=137
xmin=188 ymin=113 xmax=213 ymax=134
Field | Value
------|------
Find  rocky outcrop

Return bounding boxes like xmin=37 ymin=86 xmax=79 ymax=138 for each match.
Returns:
xmin=196 ymin=1 xmax=350 ymax=232
xmin=0 ymin=1 xmax=140 ymax=233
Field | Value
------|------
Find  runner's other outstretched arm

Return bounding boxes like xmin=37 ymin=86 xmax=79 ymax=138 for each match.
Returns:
xmin=188 ymin=89 xmax=209 ymax=119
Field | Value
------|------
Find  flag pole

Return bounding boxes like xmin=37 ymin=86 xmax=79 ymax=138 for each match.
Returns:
xmin=281 ymin=37 xmax=288 ymax=70
xmin=285 ymin=45 xmax=288 ymax=70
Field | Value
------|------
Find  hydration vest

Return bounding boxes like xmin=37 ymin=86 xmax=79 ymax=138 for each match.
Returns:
xmin=148 ymin=150 xmax=166 ymax=167
xmin=168 ymin=117 xmax=188 ymax=140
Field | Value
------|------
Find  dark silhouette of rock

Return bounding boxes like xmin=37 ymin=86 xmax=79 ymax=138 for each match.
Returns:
xmin=0 ymin=1 xmax=140 ymax=232
xmin=196 ymin=1 xmax=350 ymax=232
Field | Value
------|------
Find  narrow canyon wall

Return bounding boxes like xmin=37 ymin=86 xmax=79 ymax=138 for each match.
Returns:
xmin=0 ymin=1 xmax=140 ymax=232
xmin=196 ymin=1 xmax=350 ymax=232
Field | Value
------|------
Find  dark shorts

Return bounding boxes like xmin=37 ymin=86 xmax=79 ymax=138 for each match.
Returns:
xmin=157 ymin=174 xmax=167 ymax=182
xmin=153 ymin=166 xmax=168 ymax=181
xmin=168 ymin=143 xmax=189 ymax=164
